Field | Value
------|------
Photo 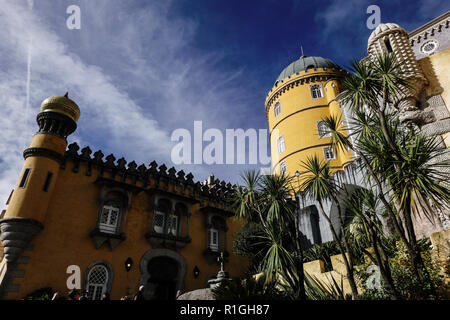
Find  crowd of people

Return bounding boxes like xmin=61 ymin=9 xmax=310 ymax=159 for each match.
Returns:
xmin=52 ymin=285 xmax=148 ymax=301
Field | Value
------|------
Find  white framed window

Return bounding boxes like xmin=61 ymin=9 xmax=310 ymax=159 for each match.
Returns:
xmin=274 ymin=101 xmax=281 ymax=118
xmin=310 ymin=84 xmax=324 ymax=99
xmin=280 ymin=160 xmax=287 ymax=175
xmin=317 ymin=121 xmax=331 ymax=138
xmin=277 ymin=135 xmax=285 ymax=154
xmin=153 ymin=210 xmax=165 ymax=234
xmin=87 ymin=265 xmax=108 ymax=300
xmin=323 ymin=146 xmax=336 ymax=161
xmin=99 ymin=205 xmax=120 ymax=234
xmin=208 ymin=228 xmax=219 ymax=252
xmin=167 ymin=214 xmax=178 ymax=236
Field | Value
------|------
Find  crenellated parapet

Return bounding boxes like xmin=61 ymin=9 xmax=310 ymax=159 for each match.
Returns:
xmin=264 ymin=67 xmax=346 ymax=117
xmin=61 ymin=142 xmax=236 ymax=206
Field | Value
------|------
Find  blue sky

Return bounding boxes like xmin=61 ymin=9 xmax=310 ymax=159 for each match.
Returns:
xmin=0 ymin=0 xmax=448 ymax=203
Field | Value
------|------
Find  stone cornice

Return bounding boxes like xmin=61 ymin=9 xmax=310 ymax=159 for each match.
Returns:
xmin=199 ymin=205 xmax=234 ymax=217
xmin=409 ymin=11 xmax=450 ymax=46
xmin=265 ymin=72 xmax=344 ymax=118
xmin=23 ymin=147 xmax=64 ymax=164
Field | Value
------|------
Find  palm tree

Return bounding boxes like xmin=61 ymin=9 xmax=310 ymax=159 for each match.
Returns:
xmin=331 ymin=52 xmax=450 ymax=288
xmin=299 ymin=156 xmax=359 ymax=299
xmin=231 ymin=170 xmax=306 ymax=300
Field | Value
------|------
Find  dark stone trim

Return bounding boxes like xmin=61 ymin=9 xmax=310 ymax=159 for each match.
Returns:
xmin=147 ymin=188 xmax=200 ymax=204
xmin=0 ymin=217 xmax=43 ymax=299
xmin=145 ymin=231 xmax=191 ymax=249
xmin=269 ymin=104 xmax=329 ymax=135
xmin=272 ymin=142 xmax=333 ymax=170
xmin=199 ymin=206 xmax=234 ymax=217
xmin=36 ymin=111 xmax=77 ymax=138
xmin=89 ymin=228 xmax=126 ymax=250
xmin=94 ymin=176 xmax=145 ymax=195
xmin=23 ymin=148 xmax=64 ymax=164
xmin=265 ymin=73 xmax=345 ymax=115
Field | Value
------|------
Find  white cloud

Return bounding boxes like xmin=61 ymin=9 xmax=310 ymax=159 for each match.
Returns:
xmin=0 ymin=1 xmax=174 ymax=203
xmin=0 ymin=0 xmax=264 ymax=204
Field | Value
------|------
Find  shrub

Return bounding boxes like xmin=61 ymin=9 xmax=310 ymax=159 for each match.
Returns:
xmin=24 ymin=287 xmax=54 ymax=300
xmin=303 ymin=241 xmax=340 ymax=271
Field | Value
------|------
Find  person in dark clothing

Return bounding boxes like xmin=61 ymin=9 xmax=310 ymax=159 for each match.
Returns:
xmin=133 ymin=285 xmax=145 ymax=300
xmin=79 ymin=290 xmax=89 ymax=300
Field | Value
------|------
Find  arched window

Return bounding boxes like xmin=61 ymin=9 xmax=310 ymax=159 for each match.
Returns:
xmin=86 ymin=264 xmax=109 ymax=300
xmin=277 ymin=135 xmax=285 ymax=154
xmin=153 ymin=199 xmax=173 ymax=234
xmin=99 ymin=204 xmax=121 ymax=234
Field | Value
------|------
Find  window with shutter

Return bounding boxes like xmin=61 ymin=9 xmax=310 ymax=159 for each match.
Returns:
xmin=153 ymin=211 xmax=165 ymax=233
xmin=323 ymin=146 xmax=336 ymax=160
xmin=167 ymin=214 xmax=178 ymax=236
xmin=208 ymin=228 xmax=219 ymax=251
xmin=99 ymin=205 xmax=120 ymax=234
xmin=274 ymin=101 xmax=281 ymax=118
xmin=277 ymin=135 xmax=285 ymax=154
xmin=310 ymin=84 xmax=323 ymax=99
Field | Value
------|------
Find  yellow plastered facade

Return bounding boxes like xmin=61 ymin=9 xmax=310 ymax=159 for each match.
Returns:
xmin=0 ymin=110 xmax=249 ymax=300
xmin=265 ymin=67 xmax=353 ymax=189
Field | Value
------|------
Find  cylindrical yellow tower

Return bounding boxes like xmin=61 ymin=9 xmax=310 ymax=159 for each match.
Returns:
xmin=265 ymin=56 xmax=353 ymax=189
xmin=0 ymin=94 xmax=80 ymax=268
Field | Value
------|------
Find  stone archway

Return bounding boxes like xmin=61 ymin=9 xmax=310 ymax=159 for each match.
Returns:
xmin=139 ymin=249 xmax=186 ymax=300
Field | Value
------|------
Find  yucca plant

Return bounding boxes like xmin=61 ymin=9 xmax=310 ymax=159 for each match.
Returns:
xmin=212 ymin=275 xmax=285 ymax=300
xmin=344 ymin=188 xmax=401 ymax=299
xmin=333 ymin=52 xmax=450 ymax=295
xmin=231 ymin=170 xmax=306 ymax=300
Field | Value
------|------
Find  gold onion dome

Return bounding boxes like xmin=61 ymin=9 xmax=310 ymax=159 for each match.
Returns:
xmin=40 ymin=92 xmax=80 ymax=122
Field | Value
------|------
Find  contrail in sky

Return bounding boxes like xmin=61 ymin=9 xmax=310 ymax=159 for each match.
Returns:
xmin=24 ymin=0 xmax=34 ymax=148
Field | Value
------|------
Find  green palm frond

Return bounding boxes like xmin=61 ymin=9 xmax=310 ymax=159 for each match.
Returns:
xmin=299 ymin=155 xmax=337 ymax=203
xmin=321 ymin=114 xmax=352 ymax=152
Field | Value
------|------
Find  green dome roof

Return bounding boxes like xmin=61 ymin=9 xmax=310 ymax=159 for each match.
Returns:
xmin=276 ymin=56 xmax=341 ymax=83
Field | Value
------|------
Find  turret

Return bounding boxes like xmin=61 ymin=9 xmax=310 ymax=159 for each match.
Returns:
xmin=0 ymin=94 xmax=80 ymax=281
xmin=368 ymin=23 xmax=427 ymax=114
xmin=265 ymin=55 xmax=352 ymax=188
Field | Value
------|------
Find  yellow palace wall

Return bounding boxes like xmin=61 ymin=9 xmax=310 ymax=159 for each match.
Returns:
xmin=2 ymin=152 xmax=248 ymax=300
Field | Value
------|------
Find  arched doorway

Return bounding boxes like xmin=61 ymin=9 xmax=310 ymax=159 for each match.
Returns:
xmin=146 ymin=256 xmax=178 ymax=300
xmin=139 ymin=249 xmax=187 ymax=300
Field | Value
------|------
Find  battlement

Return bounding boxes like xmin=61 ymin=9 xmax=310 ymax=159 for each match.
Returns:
xmin=59 ymin=142 xmax=236 ymax=205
